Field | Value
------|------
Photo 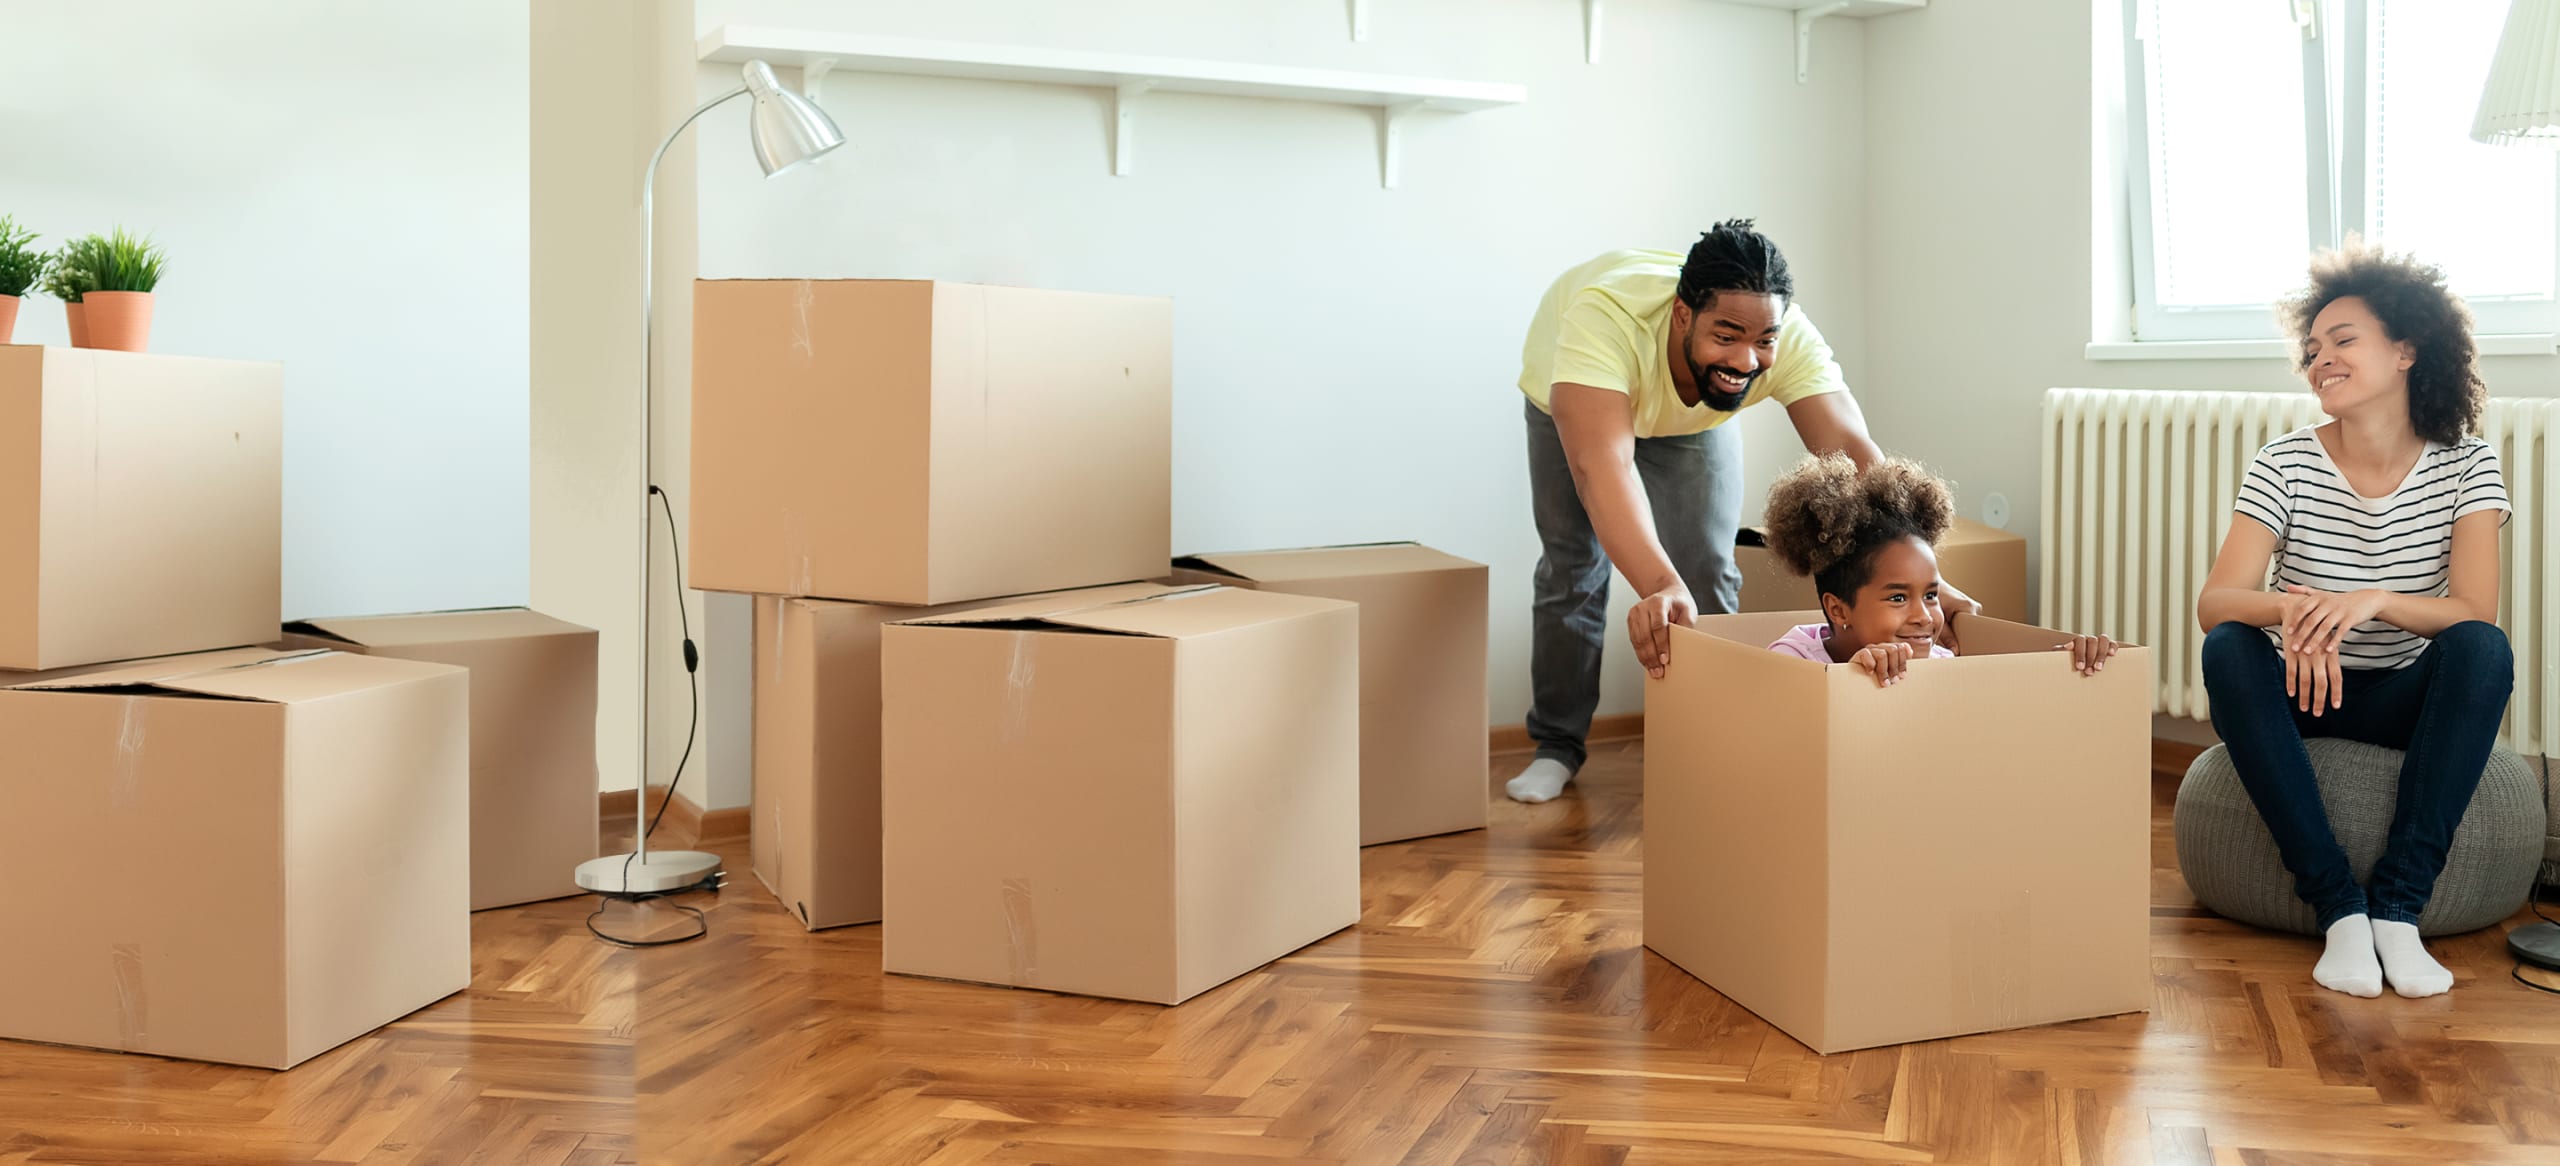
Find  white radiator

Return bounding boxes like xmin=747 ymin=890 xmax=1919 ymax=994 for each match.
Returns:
xmin=2040 ymin=388 xmax=2559 ymax=754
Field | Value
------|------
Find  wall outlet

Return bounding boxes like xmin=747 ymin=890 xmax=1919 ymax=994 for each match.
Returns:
xmin=1982 ymin=492 xmax=2010 ymax=529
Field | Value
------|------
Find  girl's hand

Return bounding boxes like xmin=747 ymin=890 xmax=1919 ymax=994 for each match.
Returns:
xmin=2281 ymin=584 xmax=2389 ymax=655
xmin=2053 ymin=633 xmax=2118 ymax=676
xmin=1849 ymin=641 xmax=1914 ymax=687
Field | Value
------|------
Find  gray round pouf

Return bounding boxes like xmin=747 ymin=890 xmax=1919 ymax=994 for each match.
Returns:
xmin=2173 ymin=739 xmax=2546 ymax=937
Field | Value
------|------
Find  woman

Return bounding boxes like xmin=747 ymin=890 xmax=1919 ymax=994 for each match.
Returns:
xmin=2197 ymin=241 xmax=2512 ymax=999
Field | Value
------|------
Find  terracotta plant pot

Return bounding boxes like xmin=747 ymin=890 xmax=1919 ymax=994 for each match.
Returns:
xmin=80 ymin=292 xmax=153 ymax=353
xmin=0 ymin=294 xmax=17 ymax=345
xmin=65 ymin=300 xmax=88 ymax=348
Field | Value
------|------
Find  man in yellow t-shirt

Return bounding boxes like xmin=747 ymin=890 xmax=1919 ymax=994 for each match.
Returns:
xmin=1506 ymin=220 xmax=1977 ymax=803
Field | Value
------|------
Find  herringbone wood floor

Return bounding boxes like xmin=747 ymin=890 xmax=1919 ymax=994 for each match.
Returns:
xmin=7 ymin=744 xmax=2557 ymax=1164
xmin=635 ymin=744 xmax=2560 ymax=1165
xmin=0 ymin=890 xmax=636 ymax=1164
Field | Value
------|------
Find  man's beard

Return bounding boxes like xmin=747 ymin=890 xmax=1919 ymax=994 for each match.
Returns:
xmin=1688 ymin=355 xmax=1762 ymax=411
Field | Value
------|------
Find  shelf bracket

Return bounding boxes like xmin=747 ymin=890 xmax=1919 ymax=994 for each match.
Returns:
xmin=799 ymin=55 xmax=837 ymax=104
xmin=1584 ymin=0 xmax=1602 ymax=64
xmin=1113 ymin=80 xmax=1156 ymax=176
xmin=1795 ymin=2 xmax=1849 ymax=84
xmin=1351 ymin=0 xmax=1370 ymax=41
xmin=1379 ymin=98 xmax=1425 ymax=189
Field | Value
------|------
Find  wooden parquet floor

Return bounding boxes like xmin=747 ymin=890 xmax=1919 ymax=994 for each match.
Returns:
xmin=0 ymin=890 xmax=637 ymax=1164
xmin=6 ymin=742 xmax=2558 ymax=1164
xmin=635 ymin=743 xmax=2560 ymax=1165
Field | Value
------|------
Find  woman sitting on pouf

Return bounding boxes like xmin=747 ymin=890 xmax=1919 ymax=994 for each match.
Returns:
xmin=2196 ymin=240 xmax=2512 ymax=999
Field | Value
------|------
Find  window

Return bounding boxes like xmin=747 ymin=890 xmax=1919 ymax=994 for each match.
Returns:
xmin=2126 ymin=0 xmax=2559 ymax=342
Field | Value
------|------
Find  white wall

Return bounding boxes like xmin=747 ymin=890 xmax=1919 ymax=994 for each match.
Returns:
xmin=681 ymin=0 xmax=1873 ymax=790
xmin=0 ymin=1 xmax=531 ymax=621
xmin=1860 ymin=0 xmax=2560 ymax=619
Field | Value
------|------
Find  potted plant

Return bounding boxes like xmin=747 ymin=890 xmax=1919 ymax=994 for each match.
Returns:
xmin=80 ymin=229 xmax=164 ymax=353
xmin=39 ymin=235 xmax=102 ymax=348
xmin=0 ymin=216 xmax=40 ymax=346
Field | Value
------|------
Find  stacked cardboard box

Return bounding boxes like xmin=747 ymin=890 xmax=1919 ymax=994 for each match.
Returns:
xmin=1166 ymin=543 xmax=1491 ymax=847
xmin=694 ymin=277 xmax=1369 ymax=1002
xmin=279 ymin=609 xmax=602 ymax=911
xmin=1 ymin=346 xmax=478 ymax=1068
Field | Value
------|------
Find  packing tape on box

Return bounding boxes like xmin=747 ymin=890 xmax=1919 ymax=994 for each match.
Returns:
xmin=1001 ymin=877 xmax=1040 ymax=984
xmin=110 ymin=696 xmax=146 ymax=808
xmin=999 ymin=633 xmax=1037 ymax=744
xmin=1949 ymin=890 xmax=2031 ymax=1030
xmin=111 ymin=943 xmax=148 ymax=1050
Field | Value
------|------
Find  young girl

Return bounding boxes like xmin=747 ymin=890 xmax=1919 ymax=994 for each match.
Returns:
xmin=2196 ymin=241 xmax=2511 ymax=1001
xmin=1760 ymin=454 xmax=2117 ymax=685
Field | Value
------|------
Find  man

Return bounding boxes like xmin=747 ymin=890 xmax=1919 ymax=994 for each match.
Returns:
xmin=1507 ymin=220 xmax=1976 ymax=803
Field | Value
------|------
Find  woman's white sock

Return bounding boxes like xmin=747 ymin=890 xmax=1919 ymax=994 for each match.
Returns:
xmin=2372 ymin=919 xmax=2454 ymax=998
xmin=2313 ymin=914 xmax=2383 ymax=998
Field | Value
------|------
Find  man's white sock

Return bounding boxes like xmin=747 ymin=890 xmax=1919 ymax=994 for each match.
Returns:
xmin=2372 ymin=919 xmax=2455 ymax=998
xmin=1505 ymin=757 xmax=1574 ymax=804
xmin=2313 ymin=914 xmax=2383 ymax=998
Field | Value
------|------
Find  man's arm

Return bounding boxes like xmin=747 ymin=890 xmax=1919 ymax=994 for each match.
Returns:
xmin=1549 ymin=384 xmax=1690 ymax=676
xmin=1782 ymin=392 xmax=1883 ymax=469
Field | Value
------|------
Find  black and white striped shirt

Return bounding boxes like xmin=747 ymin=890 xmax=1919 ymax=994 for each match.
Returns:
xmin=2233 ymin=427 xmax=2509 ymax=670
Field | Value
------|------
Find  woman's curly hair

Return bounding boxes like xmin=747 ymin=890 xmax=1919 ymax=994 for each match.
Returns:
xmin=1761 ymin=453 xmax=1954 ymax=603
xmin=2277 ymin=238 xmax=2483 ymax=446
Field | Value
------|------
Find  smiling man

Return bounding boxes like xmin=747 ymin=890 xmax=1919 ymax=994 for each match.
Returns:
xmin=1507 ymin=220 xmax=1975 ymax=803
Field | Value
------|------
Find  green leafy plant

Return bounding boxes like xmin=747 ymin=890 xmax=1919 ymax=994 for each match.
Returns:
xmin=88 ymin=228 xmax=164 ymax=294
xmin=0 ymin=215 xmax=41 ymax=298
xmin=38 ymin=235 xmax=104 ymax=303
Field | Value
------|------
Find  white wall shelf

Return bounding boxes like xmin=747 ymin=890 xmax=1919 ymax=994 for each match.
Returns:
xmin=1578 ymin=0 xmax=1922 ymax=79
xmin=698 ymin=25 xmax=1526 ymax=188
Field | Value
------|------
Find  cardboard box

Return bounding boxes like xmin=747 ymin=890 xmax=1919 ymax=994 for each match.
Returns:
xmin=750 ymin=589 xmax=1024 ymax=930
xmin=1643 ymin=612 xmax=2152 ymax=1054
xmin=1736 ymin=517 xmax=2028 ymax=622
xmin=880 ymin=584 xmax=1360 ymax=1004
xmin=279 ymin=609 xmax=599 ymax=911
xmin=689 ymin=279 xmax=1172 ymax=606
xmin=0 ymin=647 xmax=470 ymax=1069
xmin=1168 ymin=543 xmax=1489 ymax=846
xmin=0 ymin=345 xmax=283 ymax=671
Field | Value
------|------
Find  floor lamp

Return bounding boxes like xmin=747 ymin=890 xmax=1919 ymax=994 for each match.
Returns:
xmin=575 ymin=59 xmax=845 ymax=896
xmin=2474 ymin=0 xmax=2560 ymax=976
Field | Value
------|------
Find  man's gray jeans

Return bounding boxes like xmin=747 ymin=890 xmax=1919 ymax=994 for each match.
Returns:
xmin=1523 ymin=399 xmax=1742 ymax=770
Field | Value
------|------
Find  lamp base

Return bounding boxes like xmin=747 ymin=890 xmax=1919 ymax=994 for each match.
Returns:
xmin=2512 ymin=920 xmax=2560 ymax=972
xmin=575 ymin=850 xmax=723 ymax=896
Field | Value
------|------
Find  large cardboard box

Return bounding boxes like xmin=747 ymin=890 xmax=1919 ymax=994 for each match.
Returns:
xmin=1168 ymin=543 xmax=1489 ymax=846
xmin=0 ymin=345 xmax=283 ymax=671
xmin=880 ymin=584 xmax=1360 ymax=1004
xmin=1643 ymin=612 xmax=2152 ymax=1055
xmin=690 ymin=279 xmax=1172 ymax=606
xmin=0 ymin=647 xmax=471 ymax=1069
xmin=1736 ymin=517 xmax=2028 ymax=622
xmin=750 ymin=589 xmax=1023 ymax=930
xmin=279 ymin=609 xmax=599 ymax=911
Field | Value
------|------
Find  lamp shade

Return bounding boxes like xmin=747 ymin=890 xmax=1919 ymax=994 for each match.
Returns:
xmin=2474 ymin=0 xmax=2560 ymax=144
xmin=741 ymin=59 xmax=846 ymax=175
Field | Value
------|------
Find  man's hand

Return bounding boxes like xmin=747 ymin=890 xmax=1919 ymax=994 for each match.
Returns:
xmin=1936 ymin=581 xmax=1983 ymax=652
xmin=1632 ymin=583 xmax=1698 ymax=680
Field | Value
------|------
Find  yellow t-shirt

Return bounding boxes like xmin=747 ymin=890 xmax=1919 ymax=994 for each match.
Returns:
xmin=1517 ymin=249 xmax=1847 ymax=438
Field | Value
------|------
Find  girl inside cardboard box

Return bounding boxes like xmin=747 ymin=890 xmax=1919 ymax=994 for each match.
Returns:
xmin=1756 ymin=453 xmax=2119 ymax=685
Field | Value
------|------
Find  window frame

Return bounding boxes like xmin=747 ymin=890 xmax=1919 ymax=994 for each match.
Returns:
xmin=2122 ymin=0 xmax=2560 ymax=344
